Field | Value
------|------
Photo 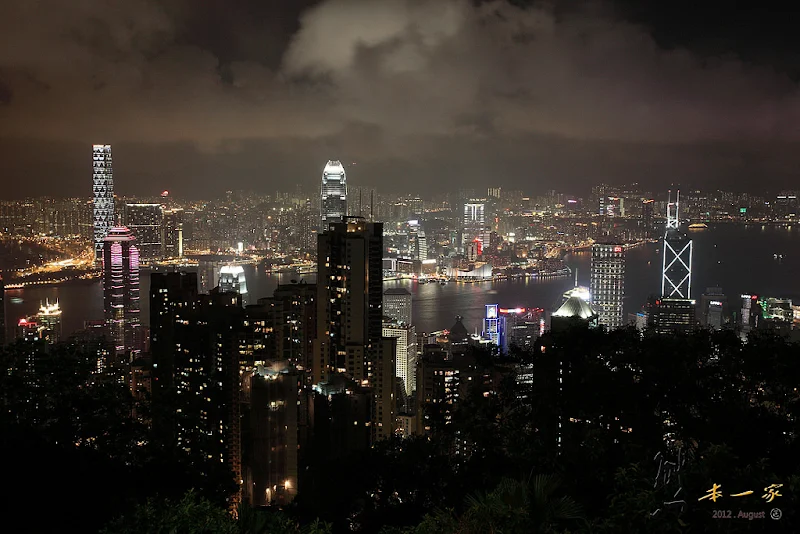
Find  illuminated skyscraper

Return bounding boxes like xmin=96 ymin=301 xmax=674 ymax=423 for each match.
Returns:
xmin=382 ymin=318 xmax=417 ymax=400
xmin=102 ymin=226 xmax=141 ymax=360
xmin=93 ymin=144 xmax=114 ymax=261
xmin=661 ymin=191 xmax=693 ymax=299
xmin=383 ymin=287 xmax=412 ymax=326
xmin=483 ymin=304 xmax=505 ymax=349
xmin=35 ymin=299 xmax=62 ymax=345
xmin=124 ymin=203 xmax=163 ymax=260
xmin=218 ymin=265 xmax=248 ymax=305
xmin=590 ymin=243 xmax=625 ymax=329
xmin=320 ymin=160 xmax=347 ymax=231
xmin=462 ymin=200 xmax=486 ymax=248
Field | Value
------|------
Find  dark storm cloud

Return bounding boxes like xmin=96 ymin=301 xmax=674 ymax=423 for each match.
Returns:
xmin=1 ymin=0 xmax=799 ymax=197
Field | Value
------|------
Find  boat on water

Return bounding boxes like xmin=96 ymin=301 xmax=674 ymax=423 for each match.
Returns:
xmin=688 ymin=223 xmax=708 ymax=229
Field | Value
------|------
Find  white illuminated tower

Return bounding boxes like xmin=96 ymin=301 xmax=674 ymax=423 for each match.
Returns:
xmin=93 ymin=144 xmax=115 ymax=261
xmin=661 ymin=191 xmax=693 ymax=298
xmin=590 ymin=243 xmax=625 ymax=329
xmin=320 ymin=160 xmax=347 ymax=231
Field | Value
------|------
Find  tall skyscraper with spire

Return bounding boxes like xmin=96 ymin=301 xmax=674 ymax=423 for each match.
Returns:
xmin=93 ymin=144 xmax=114 ymax=261
xmin=649 ymin=191 xmax=697 ymax=334
xmin=661 ymin=191 xmax=693 ymax=299
xmin=320 ymin=160 xmax=347 ymax=231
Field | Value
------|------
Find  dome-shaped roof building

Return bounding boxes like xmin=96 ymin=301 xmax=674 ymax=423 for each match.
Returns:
xmin=551 ymin=296 xmax=598 ymax=331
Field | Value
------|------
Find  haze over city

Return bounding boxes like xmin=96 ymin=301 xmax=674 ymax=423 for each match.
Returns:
xmin=4 ymin=0 xmax=800 ymax=198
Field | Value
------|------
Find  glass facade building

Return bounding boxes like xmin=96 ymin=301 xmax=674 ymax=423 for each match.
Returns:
xmin=93 ymin=145 xmax=114 ymax=261
xmin=320 ymin=160 xmax=347 ymax=231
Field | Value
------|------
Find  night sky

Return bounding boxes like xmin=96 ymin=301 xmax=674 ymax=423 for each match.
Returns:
xmin=2 ymin=0 xmax=800 ymax=199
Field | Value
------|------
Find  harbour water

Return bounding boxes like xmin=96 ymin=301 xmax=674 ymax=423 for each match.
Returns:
xmin=5 ymin=224 xmax=800 ymax=339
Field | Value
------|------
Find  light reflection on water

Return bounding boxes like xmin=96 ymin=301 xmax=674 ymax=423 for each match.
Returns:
xmin=7 ymin=224 xmax=800 ymax=339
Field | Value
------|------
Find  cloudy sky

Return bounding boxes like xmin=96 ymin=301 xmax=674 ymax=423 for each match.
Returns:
xmin=2 ymin=0 xmax=800 ymax=199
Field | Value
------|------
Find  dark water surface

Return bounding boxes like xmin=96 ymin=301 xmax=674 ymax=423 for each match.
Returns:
xmin=6 ymin=224 xmax=800 ymax=338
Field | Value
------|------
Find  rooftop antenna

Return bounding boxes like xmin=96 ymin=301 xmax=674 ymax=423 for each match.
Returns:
xmin=666 ymin=190 xmax=680 ymax=230
xmin=370 ymin=190 xmax=375 ymax=222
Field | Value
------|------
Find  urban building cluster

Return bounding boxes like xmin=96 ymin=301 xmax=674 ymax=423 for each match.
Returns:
xmin=2 ymin=146 xmax=800 ymax=511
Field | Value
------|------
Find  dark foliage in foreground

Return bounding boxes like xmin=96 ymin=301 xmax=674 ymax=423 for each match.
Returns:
xmin=1 ymin=327 xmax=799 ymax=532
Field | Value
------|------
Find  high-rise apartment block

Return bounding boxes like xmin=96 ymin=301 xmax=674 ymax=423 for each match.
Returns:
xmin=320 ymin=160 xmax=347 ymax=231
xmin=590 ymin=243 xmax=625 ymax=329
xmin=93 ymin=144 xmax=114 ymax=261
xmin=314 ymin=219 xmax=395 ymax=441
xmin=243 ymin=363 xmax=300 ymax=506
xmin=150 ymin=271 xmax=199 ymax=393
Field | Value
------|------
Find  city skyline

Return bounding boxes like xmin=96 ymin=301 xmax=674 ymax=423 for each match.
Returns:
xmin=3 ymin=3 xmax=800 ymax=531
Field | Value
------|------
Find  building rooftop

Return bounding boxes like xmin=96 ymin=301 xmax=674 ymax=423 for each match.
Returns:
xmin=384 ymin=288 xmax=412 ymax=296
xmin=553 ymin=296 xmax=597 ymax=319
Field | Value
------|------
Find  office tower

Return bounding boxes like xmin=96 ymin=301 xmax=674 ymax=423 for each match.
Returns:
xmin=661 ymin=191 xmax=693 ymax=299
xmin=416 ymin=228 xmax=428 ymax=261
xmin=320 ymin=160 xmax=347 ymax=231
xmin=647 ymin=297 xmax=696 ymax=334
xmin=740 ymin=294 xmax=761 ymax=337
xmin=502 ymin=307 xmax=546 ymax=350
xmin=150 ymin=271 xmax=199 ymax=392
xmin=590 ymin=243 xmax=625 ymax=329
xmin=487 ymin=187 xmax=502 ymax=199
xmin=102 ymin=225 xmax=141 ymax=359
xmin=642 ymin=199 xmax=654 ymax=239
xmin=314 ymin=219 xmax=394 ymax=440
xmin=408 ymin=197 xmax=423 ymax=218
xmin=483 ymin=304 xmax=505 ymax=350
xmin=382 ymin=318 xmax=417 ymax=400
xmin=462 ymin=200 xmax=486 ymax=248
xmin=218 ymin=265 xmax=248 ymax=304
xmin=243 ymin=362 xmax=300 ymax=506
xmin=775 ymin=191 xmax=798 ymax=219
xmin=93 ymin=144 xmax=114 ymax=261
xmin=162 ymin=208 xmax=184 ymax=258
xmin=35 ymin=299 xmax=62 ymax=345
xmin=383 ymin=287 xmax=412 ymax=325
xmin=124 ymin=203 xmax=164 ymax=260
xmin=700 ymin=288 xmax=727 ymax=330
xmin=603 ymin=197 xmax=624 ymax=217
